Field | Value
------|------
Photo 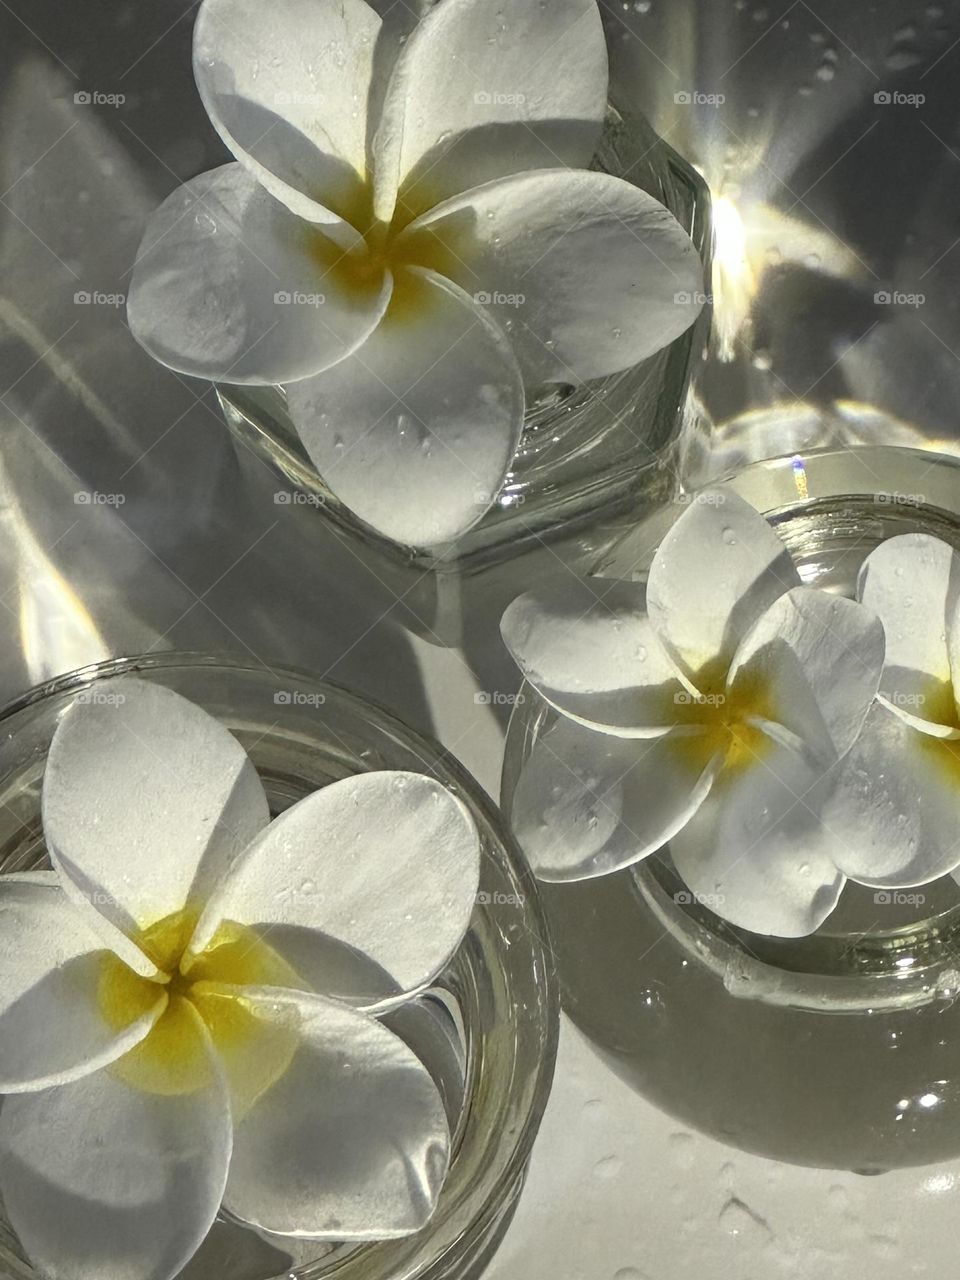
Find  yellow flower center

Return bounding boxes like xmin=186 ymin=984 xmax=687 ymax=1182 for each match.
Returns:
xmin=293 ymin=176 xmax=472 ymax=331
xmin=98 ymin=908 xmax=301 ymax=1110
xmin=673 ymin=668 xmax=777 ymax=782
xmin=906 ymin=673 xmax=960 ymax=786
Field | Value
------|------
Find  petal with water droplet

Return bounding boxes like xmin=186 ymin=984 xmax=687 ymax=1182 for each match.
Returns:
xmin=400 ymin=169 xmax=703 ymax=383
xmin=285 ymin=267 xmax=523 ymax=546
xmin=193 ymin=0 xmax=379 ymax=227
xmin=0 ymin=1003 xmax=231 ymax=1280
xmin=212 ymin=986 xmax=450 ymax=1239
xmin=670 ymin=735 xmax=846 ymax=937
xmin=857 ymin=533 xmax=960 ymax=732
xmin=824 ymin=702 xmax=960 ymax=887
xmin=373 ymin=0 xmax=607 ymax=224
xmin=501 ymin=577 xmax=698 ymax=735
xmin=509 ymin=714 xmax=721 ymax=880
xmin=42 ymin=676 xmax=270 ymax=960
xmin=646 ymin=491 xmax=800 ymax=690
xmin=128 ymin=164 xmax=392 ymax=385
xmin=727 ymin=587 xmax=884 ymax=766
xmin=188 ymin=771 xmax=480 ymax=1012
xmin=0 ymin=878 xmax=165 ymax=1092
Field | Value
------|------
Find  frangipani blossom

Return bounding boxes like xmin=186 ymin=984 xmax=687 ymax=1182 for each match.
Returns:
xmin=0 ymin=678 xmax=480 ymax=1280
xmin=501 ymin=492 xmax=885 ymax=938
xmin=821 ymin=533 xmax=960 ymax=888
xmin=126 ymin=0 xmax=705 ymax=547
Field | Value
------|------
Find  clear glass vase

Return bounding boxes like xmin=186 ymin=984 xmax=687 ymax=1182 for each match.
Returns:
xmin=218 ymin=99 xmax=712 ymax=574
xmin=0 ymin=654 xmax=558 ymax=1280
xmin=502 ymin=446 xmax=960 ymax=1173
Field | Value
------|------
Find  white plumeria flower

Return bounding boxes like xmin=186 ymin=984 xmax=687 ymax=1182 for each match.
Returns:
xmin=126 ymin=0 xmax=705 ymax=547
xmin=501 ymin=492 xmax=885 ymax=937
xmin=821 ymin=533 xmax=960 ymax=887
xmin=0 ymin=678 xmax=480 ymax=1280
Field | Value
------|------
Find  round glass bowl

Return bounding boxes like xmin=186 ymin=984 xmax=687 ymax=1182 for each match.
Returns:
xmin=502 ymin=446 xmax=960 ymax=1173
xmin=218 ymin=99 xmax=712 ymax=573
xmin=0 ymin=654 xmax=558 ymax=1280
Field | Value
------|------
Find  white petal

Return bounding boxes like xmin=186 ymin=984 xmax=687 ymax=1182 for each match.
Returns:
xmin=0 ymin=879 xmax=164 ymax=1092
xmin=0 ymin=1005 xmax=232 ymax=1280
xmin=727 ymin=587 xmax=884 ymax=766
xmin=500 ymin=578 xmax=697 ymax=735
xmin=670 ymin=736 xmax=846 ymax=937
xmin=509 ymin=714 xmax=721 ymax=880
xmin=193 ymin=0 xmax=380 ymax=226
xmin=128 ymin=164 xmax=391 ymax=385
xmin=285 ymin=267 xmax=524 ymax=546
xmin=857 ymin=533 xmax=960 ymax=731
xmin=373 ymin=0 xmax=607 ymax=224
xmin=646 ymin=491 xmax=801 ymax=690
xmin=189 ymin=771 xmax=480 ymax=1011
xmin=214 ymin=986 xmax=449 ymax=1238
xmin=822 ymin=702 xmax=960 ymax=886
xmin=42 ymin=677 xmax=270 ymax=954
xmin=401 ymin=168 xmax=703 ymax=384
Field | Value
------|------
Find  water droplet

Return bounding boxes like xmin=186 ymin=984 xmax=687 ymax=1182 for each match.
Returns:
xmin=594 ymin=1154 xmax=623 ymax=1180
xmin=719 ymin=1197 xmax=771 ymax=1239
xmin=669 ymin=1131 xmax=696 ymax=1169
xmin=886 ymin=47 xmax=924 ymax=70
xmin=722 ymin=526 xmax=738 ymax=545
